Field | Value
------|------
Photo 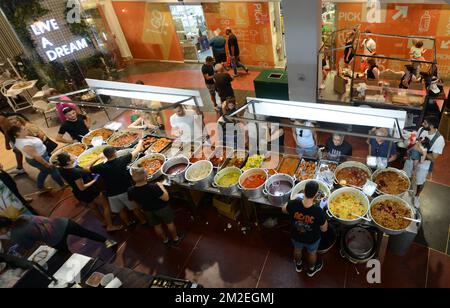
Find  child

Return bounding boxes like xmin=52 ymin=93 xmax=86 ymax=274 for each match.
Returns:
xmin=407 ymin=137 xmax=431 ymax=175
xmin=128 ymin=167 xmax=184 ymax=246
xmin=410 ymin=40 xmax=426 ymax=77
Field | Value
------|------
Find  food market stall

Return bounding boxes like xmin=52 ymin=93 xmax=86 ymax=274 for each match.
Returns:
xmin=49 ymin=80 xmax=421 ymax=263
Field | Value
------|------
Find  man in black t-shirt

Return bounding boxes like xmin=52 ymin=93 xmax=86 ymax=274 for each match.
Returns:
xmin=226 ymin=28 xmax=248 ymax=77
xmin=89 ymin=143 xmax=147 ymax=227
xmin=325 ymin=134 xmax=353 ymax=161
xmin=56 ymin=107 xmax=90 ymax=143
xmin=128 ymin=167 xmax=184 ymax=246
xmin=202 ymin=56 xmax=219 ymax=112
xmin=282 ymin=181 xmax=328 ymax=277
xmin=214 ymin=64 xmax=235 ymax=103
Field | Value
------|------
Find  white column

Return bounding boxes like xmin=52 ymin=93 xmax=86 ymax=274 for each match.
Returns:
xmin=103 ymin=0 xmax=133 ymax=59
xmin=283 ymin=0 xmax=322 ymax=102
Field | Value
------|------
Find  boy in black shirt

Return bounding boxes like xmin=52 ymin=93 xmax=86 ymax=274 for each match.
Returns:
xmin=282 ymin=181 xmax=328 ymax=277
xmin=128 ymin=167 xmax=184 ymax=246
xmin=56 ymin=107 xmax=90 ymax=143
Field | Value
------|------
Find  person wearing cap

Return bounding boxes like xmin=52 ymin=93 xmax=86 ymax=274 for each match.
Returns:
xmin=56 ymin=107 xmax=90 ymax=144
xmin=226 ymin=28 xmax=249 ymax=77
xmin=43 ymin=88 xmax=81 ymax=123
xmin=214 ymin=64 xmax=235 ymax=104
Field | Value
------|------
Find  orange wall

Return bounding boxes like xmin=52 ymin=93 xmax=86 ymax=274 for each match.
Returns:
xmin=203 ymin=2 xmax=275 ymax=67
xmin=336 ymin=3 xmax=450 ymax=77
xmin=112 ymin=2 xmax=183 ymax=61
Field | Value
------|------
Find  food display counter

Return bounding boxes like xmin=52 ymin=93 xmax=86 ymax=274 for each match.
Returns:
xmin=49 ymin=81 xmax=421 ymax=261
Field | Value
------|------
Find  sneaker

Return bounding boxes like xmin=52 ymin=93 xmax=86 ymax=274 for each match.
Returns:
xmin=232 ymin=74 xmax=239 ymax=78
xmin=295 ymin=260 xmax=303 ymax=273
xmin=414 ymin=196 xmax=420 ymax=209
xmin=163 ymin=238 xmax=171 ymax=247
xmin=105 ymin=239 xmax=118 ymax=249
xmin=9 ymin=168 xmax=26 ymax=175
xmin=306 ymin=260 xmax=323 ymax=277
xmin=171 ymin=232 xmax=186 ymax=247
xmin=319 ymin=83 xmax=326 ymax=90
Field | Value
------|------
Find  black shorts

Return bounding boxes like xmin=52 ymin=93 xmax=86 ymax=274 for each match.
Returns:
xmin=145 ymin=206 xmax=175 ymax=226
xmin=214 ymin=53 xmax=227 ymax=64
xmin=344 ymin=47 xmax=354 ymax=64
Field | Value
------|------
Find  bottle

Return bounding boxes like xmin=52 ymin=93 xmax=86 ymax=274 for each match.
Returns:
xmin=419 ymin=11 xmax=431 ymax=33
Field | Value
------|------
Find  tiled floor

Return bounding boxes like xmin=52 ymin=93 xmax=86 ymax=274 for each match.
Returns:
xmin=26 ymin=190 xmax=450 ymax=288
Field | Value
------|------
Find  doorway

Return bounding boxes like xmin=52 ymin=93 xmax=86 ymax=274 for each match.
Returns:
xmin=169 ymin=5 xmax=212 ymax=62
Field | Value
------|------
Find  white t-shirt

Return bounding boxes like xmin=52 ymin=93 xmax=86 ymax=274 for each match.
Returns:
xmin=170 ymin=110 xmax=203 ymax=142
xmin=363 ymin=38 xmax=376 ymax=56
xmin=418 ymin=129 xmax=445 ymax=155
xmin=295 ymin=121 xmax=315 ymax=149
xmin=410 ymin=46 xmax=424 ymax=59
xmin=15 ymin=137 xmax=47 ymax=159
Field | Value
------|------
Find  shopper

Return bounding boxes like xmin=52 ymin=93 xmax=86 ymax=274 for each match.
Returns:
xmin=366 ymin=58 xmax=380 ymax=81
xmin=0 ymin=215 xmax=117 ymax=254
xmin=202 ymin=56 xmax=219 ymax=112
xmin=0 ymin=113 xmax=25 ymax=175
xmin=209 ymin=31 xmax=228 ymax=69
xmin=214 ymin=64 xmax=235 ymax=104
xmin=325 ymin=134 xmax=352 ymax=160
xmin=169 ymin=104 xmax=203 ymax=142
xmin=43 ymin=88 xmax=81 ymax=123
xmin=8 ymin=115 xmax=58 ymax=154
xmin=360 ymin=30 xmax=376 ymax=71
xmin=218 ymin=96 xmax=240 ymax=146
xmin=386 ymin=65 xmax=418 ymax=89
xmin=89 ymin=143 xmax=147 ymax=227
xmin=56 ymin=152 xmax=122 ymax=232
xmin=129 ymin=80 xmax=165 ymax=131
xmin=0 ymin=162 xmax=34 ymax=218
xmin=226 ymin=28 xmax=249 ymax=77
xmin=410 ymin=40 xmax=427 ymax=76
xmin=8 ymin=125 xmax=65 ymax=192
xmin=368 ymin=128 xmax=398 ymax=165
xmin=56 ymin=107 xmax=90 ymax=144
xmin=128 ymin=168 xmax=184 ymax=246
xmin=320 ymin=48 xmax=331 ymax=89
xmin=282 ymin=181 xmax=328 ymax=277
xmin=292 ymin=120 xmax=318 ymax=157
xmin=343 ymin=29 xmax=356 ymax=68
xmin=404 ymin=117 xmax=445 ymax=208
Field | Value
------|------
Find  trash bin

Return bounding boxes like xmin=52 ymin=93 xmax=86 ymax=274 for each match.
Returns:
xmin=254 ymin=69 xmax=289 ymax=100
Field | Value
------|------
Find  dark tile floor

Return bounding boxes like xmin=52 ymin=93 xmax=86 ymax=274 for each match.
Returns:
xmin=25 ymin=189 xmax=450 ymax=288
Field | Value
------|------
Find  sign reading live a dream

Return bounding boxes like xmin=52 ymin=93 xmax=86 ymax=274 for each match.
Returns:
xmin=28 ymin=0 xmax=95 ymax=62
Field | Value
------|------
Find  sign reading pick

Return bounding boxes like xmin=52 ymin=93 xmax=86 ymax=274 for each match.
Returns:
xmin=30 ymin=19 xmax=89 ymax=62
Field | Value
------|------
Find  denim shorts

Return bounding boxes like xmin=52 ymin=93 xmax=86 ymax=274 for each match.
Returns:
xmin=291 ymin=238 xmax=321 ymax=253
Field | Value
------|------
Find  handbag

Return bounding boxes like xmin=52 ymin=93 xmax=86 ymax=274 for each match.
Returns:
xmin=43 ymin=137 xmax=58 ymax=154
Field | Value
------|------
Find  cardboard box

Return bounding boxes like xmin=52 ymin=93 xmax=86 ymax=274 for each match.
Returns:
xmin=213 ymin=196 xmax=240 ymax=221
xmin=218 ymin=209 xmax=240 ymax=221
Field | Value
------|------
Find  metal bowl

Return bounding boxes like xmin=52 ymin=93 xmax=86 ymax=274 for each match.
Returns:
xmin=131 ymin=153 xmax=166 ymax=182
xmin=213 ymin=167 xmax=242 ymax=195
xmin=369 ymin=195 xmax=417 ymax=235
xmin=327 ymin=187 xmax=370 ymax=225
xmin=371 ymin=167 xmax=411 ymax=197
xmin=162 ymin=155 xmax=190 ymax=184
xmin=334 ymin=161 xmax=372 ymax=188
xmin=238 ymin=168 xmax=268 ymax=199
xmin=290 ymin=179 xmax=331 ymax=201
xmin=263 ymin=173 xmax=295 ymax=207
xmin=185 ymin=160 xmax=214 ymax=189
xmin=50 ymin=143 xmax=86 ymax=165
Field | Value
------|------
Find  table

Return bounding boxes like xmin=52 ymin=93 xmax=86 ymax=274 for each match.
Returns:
xmin=6 ymin=80 xmax=38 ymax=98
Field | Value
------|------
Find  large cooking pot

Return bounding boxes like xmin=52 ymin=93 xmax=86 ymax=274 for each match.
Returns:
xmin=212 ymin=167 xmax=242 ymax=195
xmin=263 ymin=173 xmax=295 ymax=207
xmin=290 ymin=179 xmax=331 ymax=201
xmin=185 ymin=160 xmax=214 ymax=190
xmin=162 ymin=155 xmax=190 ymax=184
xmin=371 ymin=167 xmax=411 ymax=197
xmin=327 ymin=187 xmax=370 ymax=225
xmin=131 ymin=153 xmax=166 ymax=182
xmin=369 ymin=195 xmax=418 ymax=235
xmin=334 ymin=161 xmax=372 ymax=189
xmin=238 ymin=168 xmax=268 ymax=199
xmin=340 ymin=226 xmax=377 ymax=263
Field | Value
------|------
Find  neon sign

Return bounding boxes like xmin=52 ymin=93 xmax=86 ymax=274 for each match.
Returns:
xmin=30 ymin=18 xmax=89 ymax=62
